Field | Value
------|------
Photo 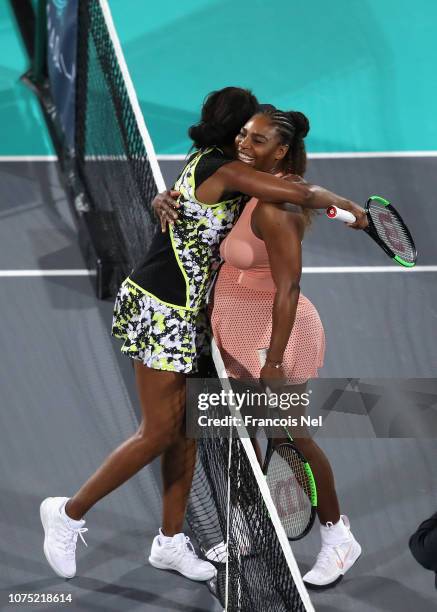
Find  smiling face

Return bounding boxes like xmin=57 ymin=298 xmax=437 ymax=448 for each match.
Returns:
xmin=235 ymin=114 xmax=289 ymax=173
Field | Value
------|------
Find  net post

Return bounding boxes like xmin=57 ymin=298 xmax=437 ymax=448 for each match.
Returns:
xmin=32 ymin=0 xmax=48 ymax=84
xmin=74 ymin=0 xmax=89 ymax=163
xmin=9 ymin=0 xmax=36 ymax=61
xmin=10 ymin=0 xmax=48 ymax=85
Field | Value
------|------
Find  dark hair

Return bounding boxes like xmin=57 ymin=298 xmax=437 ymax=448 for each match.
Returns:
xmin=259 ymin=106 xmax=312 ymax=223
xmin=189 ymin=87 xmax=259 ymax=150
xmin=259 ymin=107 xmax=309 ymax=176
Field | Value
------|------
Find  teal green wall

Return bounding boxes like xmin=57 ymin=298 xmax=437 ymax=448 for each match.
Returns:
xmin=0 ymin=3 xmax=53 ymax=154
xmin=1 ymin=0 xmax=435 ymax=154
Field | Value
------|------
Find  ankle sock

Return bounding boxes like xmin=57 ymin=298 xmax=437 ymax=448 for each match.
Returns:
xmin=320 ymin=516 xmax=351 ymax=545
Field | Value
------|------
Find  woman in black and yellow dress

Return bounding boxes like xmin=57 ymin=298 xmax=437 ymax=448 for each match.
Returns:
xmin=40 ymin=87 xmax=367 ymax=583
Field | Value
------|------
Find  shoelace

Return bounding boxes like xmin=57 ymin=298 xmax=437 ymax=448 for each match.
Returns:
xmin=172 ymin=536 xmax=198 ymax=558
xmin=58 ymin=526 xmax=88 ymax=557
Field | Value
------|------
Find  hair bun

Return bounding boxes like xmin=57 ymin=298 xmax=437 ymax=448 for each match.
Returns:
xmin=188 ymin=87 xmax=259 ymax=149
xmin=188 ymin=122 xmax=223 ymax=147
xmin=288 ymin=111 xmax=310 ymax=138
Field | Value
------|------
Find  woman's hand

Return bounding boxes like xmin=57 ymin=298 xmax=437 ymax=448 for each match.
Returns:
xmin=260 ymin=362 xmax=286 ymax=390
xmin=151 ymin=190 xmax=181 ymax=232
xmin=337 ymin=199 xmax=369 ymax=230
xmin=280 ymin=177 xmax=367 ymax=229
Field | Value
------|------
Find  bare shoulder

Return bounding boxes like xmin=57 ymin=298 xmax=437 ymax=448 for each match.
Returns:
xmin=253 ymin=201 xmax=305 ymax=234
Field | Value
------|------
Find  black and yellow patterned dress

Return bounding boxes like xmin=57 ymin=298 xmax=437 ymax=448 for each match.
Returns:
xmin=112 ymin=147 xmax=243 ymax=373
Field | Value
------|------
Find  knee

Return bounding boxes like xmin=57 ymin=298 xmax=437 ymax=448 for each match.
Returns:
xmin=135 ymin=419 xmax=181 ymax=452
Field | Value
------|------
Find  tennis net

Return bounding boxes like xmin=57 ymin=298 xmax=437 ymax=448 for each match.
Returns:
xmin=66 ymin=1 xmax=313 ymax=608
xmin=186 ymin=342 xmax=313 ymax=611
xmin=74 ymin=0 xmax=166 ymax=295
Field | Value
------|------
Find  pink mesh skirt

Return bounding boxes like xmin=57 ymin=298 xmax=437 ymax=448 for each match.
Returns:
xmin=210 ymin=263 xmax=325 ymax=382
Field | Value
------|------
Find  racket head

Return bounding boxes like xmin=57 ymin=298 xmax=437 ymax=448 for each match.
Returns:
xmin=365 ymin=195 xmax=417 ymax=266
xmin=263 ymin=440 xmax=317 ymax=541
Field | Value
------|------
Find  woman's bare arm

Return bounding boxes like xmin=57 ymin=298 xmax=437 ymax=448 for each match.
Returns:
xmin=216 ymin=161 xmax=367 ymax=228
xmin=252 ymin=202 xmax=304 ymax=381
xmin=152 ymin=162 xmax=368 ymax=230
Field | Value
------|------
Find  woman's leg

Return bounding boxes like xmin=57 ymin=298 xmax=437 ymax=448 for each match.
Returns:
xmin=269 ymin=382 xmax=340 ymax=525
xmin=290 ymin=436 xmax=340 ymax=525
xmin=66 ymin=362 xmax=186 ymax=520
xmin=161 ymin=429 xmax=196 ymax=536
xmin=271 ymin=385 xmax=360 ymax=588
xmin=42 ymin=360 xmax=216 ymax=580
xmin=295 ymin=433 xmax=361 ymax=588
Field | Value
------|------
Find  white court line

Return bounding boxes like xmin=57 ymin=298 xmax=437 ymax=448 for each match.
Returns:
xmin=309 ymin=151 xmax=437 ymax=159
xmin=158 ymin=151 xmax=437 ymax=161
xmin=0 ymin=156 xmax=58 ymax=162
xmin=2 ymin=151 xmax=437 ymax=162
xmin=302 ymin=266 xmax=437 ymax=273
xmin=0 ymin=270 xmax=96 ymax=277
xmin=0 ymin=267 xmax=435 ymax=278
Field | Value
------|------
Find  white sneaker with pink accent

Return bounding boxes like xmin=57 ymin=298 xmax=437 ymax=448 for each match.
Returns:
xmin=303 ymin=515 xmax=361 ymax=589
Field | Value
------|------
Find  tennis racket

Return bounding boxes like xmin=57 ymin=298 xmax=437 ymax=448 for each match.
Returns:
xmin=257 ymin=347 xmax=317 ymax=540
xmin=326 ymin=195 xmax=417 ymax=267
xmin=262 ymin=429 xmax=317 ymax=541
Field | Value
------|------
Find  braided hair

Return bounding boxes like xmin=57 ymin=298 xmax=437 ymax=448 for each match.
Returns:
xmin=259 ymin=106 xmax=312 ymax=224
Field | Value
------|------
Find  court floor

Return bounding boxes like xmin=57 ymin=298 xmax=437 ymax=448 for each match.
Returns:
xmin=0 ymin=157 xmax=436 ymax=611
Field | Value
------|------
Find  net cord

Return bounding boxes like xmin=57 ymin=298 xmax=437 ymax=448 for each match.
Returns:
xmin=98 ymin=0 xmax=166 ymax=193
xmin=211 ymin=339 xmax=315 ymax=612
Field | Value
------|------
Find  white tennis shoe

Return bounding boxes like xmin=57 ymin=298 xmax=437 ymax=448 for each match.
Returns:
xmin=40 ymin=497 xmax=88 ymax=579
xmin=148 ymin=529 xmax=216 ymax=581
xmin=303 ymin=515 xmax=361 ymax=589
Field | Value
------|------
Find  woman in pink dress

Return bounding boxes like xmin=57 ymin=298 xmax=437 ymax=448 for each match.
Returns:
xmin=210 ymin=106 xmax=362 ymax=590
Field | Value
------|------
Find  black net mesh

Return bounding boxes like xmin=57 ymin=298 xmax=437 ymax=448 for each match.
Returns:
xmin=368 ymin=201 xmax=416 ymax=263
xmin=76 ymin=0 xmax=159 ymax=287
xmin=187 ymin=426 xmax=308 ymax=611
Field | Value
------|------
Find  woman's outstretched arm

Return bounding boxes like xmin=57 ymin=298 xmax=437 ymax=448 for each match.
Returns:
xmin=153 ymin=170 xmax=367 ymax=231
xmin=216 ymin=161 xmax=367 ymax=228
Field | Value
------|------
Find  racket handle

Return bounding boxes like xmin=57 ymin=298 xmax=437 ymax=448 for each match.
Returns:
xmin=326 ymin=205 xmax=356 ymax=223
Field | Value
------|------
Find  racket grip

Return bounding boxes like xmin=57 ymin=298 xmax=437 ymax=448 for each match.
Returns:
xmin=326 ymin=205 xmax=356 ymax=223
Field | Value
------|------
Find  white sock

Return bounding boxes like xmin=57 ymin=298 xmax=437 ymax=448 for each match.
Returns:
xmin=321 ymin=516 xmax=351 ymax=545
xmin=60 ymin=500 xmax=84 ymax=528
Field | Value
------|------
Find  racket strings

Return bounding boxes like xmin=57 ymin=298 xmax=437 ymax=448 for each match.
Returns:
xmin=266 ymin=445 xmax=312 ymax=539
xmin=368 ymin=202 xmax=416 ymax=262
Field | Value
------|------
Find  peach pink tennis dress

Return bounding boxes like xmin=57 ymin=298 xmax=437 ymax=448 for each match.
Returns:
xmin=210 ymin=197 xmax=325 ymax=382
